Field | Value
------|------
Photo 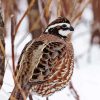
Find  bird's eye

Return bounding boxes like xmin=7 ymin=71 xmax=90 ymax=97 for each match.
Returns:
xmin=62 ymin=24 xmax=67 ymax=28
xmin=49 ymin=28 xmax=54 ymax=33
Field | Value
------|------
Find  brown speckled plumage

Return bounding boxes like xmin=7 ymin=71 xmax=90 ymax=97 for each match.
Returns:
xmin=9 ymin=17 xmax=74 ymax=100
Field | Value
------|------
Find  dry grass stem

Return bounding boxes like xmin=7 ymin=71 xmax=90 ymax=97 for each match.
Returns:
xmin=29 ymin=0 xmax=52 ymax=33
xmin=69 ymin=81 xmax=80 ymax=100
xmin=11 ymin=15 xmax=16 ymax=73
xmin=71 ymin=0 xmax=91 ymax=24
xmin=0 ymin=39 xmax=4 ymax=54
xmin=10 ymin=74 xmax=27 ymax=100
xmin=15 ymin=0 xmax=35 ymax=36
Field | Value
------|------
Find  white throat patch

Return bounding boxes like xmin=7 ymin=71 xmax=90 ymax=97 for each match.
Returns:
xmin=45 ymin=22 xmax=70 ymax=32
xmin=59 ymin=29 xmax=71 ymax=36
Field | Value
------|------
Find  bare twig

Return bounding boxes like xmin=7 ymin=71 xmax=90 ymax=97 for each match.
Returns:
xmin=15 ymin=0 xmax=35 ymax=37
xmin=11 ymin=15 xmax=16 ymax=73
xmin=29 ymin=93 xmax=33 ymax=100
xmin=71 ymin=0 xmax=91 ymax=23
xmin=29 ymin=0 xmax=52 ymax=33
xmin=10 ymin=75 xmax=27 ymax=100
xmin=69 ymin=81 xmax=79 ymax=100
xmin=46 ymin=97 xmax=49 ymax=100
xmin=10 ymin=15 xmax=27 ymax=100
xmin=44 ymin=0 xmax=52 ymax=21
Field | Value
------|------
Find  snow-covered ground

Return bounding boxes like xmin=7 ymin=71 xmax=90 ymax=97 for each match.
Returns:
xmin=0 ymin=2 xmax=100 ymax=100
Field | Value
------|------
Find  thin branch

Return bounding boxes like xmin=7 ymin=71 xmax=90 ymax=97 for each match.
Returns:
xmin=44 ymin=0 xmax=52 ymax=20
xmin=46 ymin=97 xmax=49 ymax=100
xmin=11 ymin=15 xmax=16 ymax=73
xmin=0 ymin=39 xmax=5 ymax=54
xmin=10 ymin=15 xmax=27 ymax=100
xmin=29 ymin=93 xmax=33 ymax=100
xmin=71 ymin=0 xmax=91 ymax=23
xmin=15 ymin=0 xmax=35 ymax=37
xmin=69 ymin=81 xmax=80 ymax=100
xmin=30 ymin=0 xmax=52 ymax=33
xmin=10 ymin=74 xmax=27 ymax=100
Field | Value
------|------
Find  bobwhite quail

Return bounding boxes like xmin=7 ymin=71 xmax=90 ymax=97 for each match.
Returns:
xmin=9 ymin=17 xmax=74 ymax=100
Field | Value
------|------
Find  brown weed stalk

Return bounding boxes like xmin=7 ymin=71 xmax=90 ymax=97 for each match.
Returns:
xmin=15 ymin=0 xmax=35 ymax=37
xmin=10 ymin=15 xmax=27 ymax=100
xmin=91 ymin=0 xmax=100 ymax=45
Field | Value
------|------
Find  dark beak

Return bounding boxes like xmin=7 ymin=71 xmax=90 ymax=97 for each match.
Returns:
xmin=70 ymin=26 xmax=74 ymax=31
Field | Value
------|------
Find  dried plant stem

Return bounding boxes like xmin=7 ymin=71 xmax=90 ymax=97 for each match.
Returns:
xmin=30 ymin=16 xmax=40 ymax=32
xmin=57 ymin=0 xmax=62 ymax=16
xmin=15 ymin=0 xmax=35 ymax=36
xmin=10 ymin=75 xmax=27 ymax=100
xmin=10 ymin=15 xmax=26 ymax=100
xmin=11 ymin=15 xmax=16 ymax=73
xmin=46 ymin=97 xmax=49 ymax=100
xmin=44 ymin=0 xmax=52 ymax=18
xmin=29 ymin=94 xmax=33 ymax=100
xmin=69 ymin=81 xmax=79 ymax=100
xmin=0 ymin=39 xmax=5 ymax=54
xmin=30 ymin=0 xmax=52 ymax=33
xmin=71 ymin=0 xmax=91 ymax=23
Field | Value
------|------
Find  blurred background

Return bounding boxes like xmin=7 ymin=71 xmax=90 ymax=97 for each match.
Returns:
xmin=0 ymin=0 xmax=100 ymax=100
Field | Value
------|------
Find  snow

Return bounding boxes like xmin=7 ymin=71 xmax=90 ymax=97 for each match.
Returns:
xmin=0 ymin=2 xmax=100 ymax=100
